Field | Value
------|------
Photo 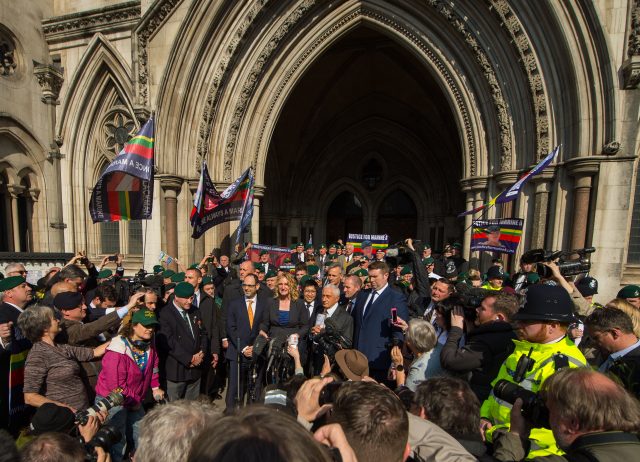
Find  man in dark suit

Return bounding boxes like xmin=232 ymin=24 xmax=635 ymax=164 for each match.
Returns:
xmin=225 ymin=273 xmax=265 ymax=411
xmin=157 ymin=282 xmax=208 ymax=401
xmin=0 ymin=276 xmax=33 ymax=435
xmin=309 ymin=284 xmax=354 ymax=375
xmin=290 ymin=243 xmax=306 ymax=265
xmin=353 ymin=261 xmax=409 ymax=383
xmin=185 ymin=269 xmax=221 ymax=398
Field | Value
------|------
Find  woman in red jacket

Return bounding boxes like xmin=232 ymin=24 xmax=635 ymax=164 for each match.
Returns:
xmin=95 ymin=309 xmax=165 ymax=462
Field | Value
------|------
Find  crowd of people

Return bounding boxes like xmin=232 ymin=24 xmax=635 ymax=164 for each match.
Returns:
xmin=1 ymin=238 xmax=640 ymax=462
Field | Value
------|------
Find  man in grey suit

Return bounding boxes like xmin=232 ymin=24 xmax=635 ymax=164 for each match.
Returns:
xmin=309 ymin=284 xmax=354 ymax=374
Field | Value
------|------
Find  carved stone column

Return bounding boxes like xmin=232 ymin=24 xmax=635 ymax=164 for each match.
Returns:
xmin=566 ymin=159 xmax=600 ymax=250
xmin=160 ymin=176 xmax=183 ymax=269
xmin=7 ymin=184 xmax=25 ymax=251
xmin=33 ymin=63 xmax=64 ymax=105
xmin=527 ymin=167 xmax=555 ymax=249
xmin=460 ymin=177 xmax=488 ymax=261
xmin=251 ymin=185 xmax=265 ymax=243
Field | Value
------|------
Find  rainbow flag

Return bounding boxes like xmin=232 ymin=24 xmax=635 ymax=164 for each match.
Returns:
xmin=191 ymin=167 xmax=254 ymax=239
xmin=471 ymin=218 xmax=524 ymax=254
xmin=89 ymin=118 xmax=154 ymax=222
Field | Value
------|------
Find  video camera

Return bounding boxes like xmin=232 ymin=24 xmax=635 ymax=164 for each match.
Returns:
xmin=520 ymin=247 xmax=595 ymax=278
xmin=84 ymin=425 xmax=121 ymax=462
xmin=385 ymin=240 xmax=424 ymax=267
xmin=314 ymin=318 xmax=351 ymax=360
xmin=75 ymin=389 xmax=124 ymax=425
xmin=493 ymin=379 xmax=549 ymax=428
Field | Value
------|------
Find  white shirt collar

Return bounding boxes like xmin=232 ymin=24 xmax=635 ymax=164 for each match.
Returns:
xmin=611 ymin=338 xmax=640 ymax=360
xmin=245 ymin=296 xmax=257 ymax=305
xmin=4 ymin=302 xmax=23 ymax=313
xmin=326 ymin=303 xmax=339 ymax=317
xmin=374 ymin=283 xmax=389 ymax=296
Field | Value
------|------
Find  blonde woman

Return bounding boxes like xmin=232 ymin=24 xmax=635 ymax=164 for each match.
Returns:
xmin=259 ymin=273 xmax=309 ymax=341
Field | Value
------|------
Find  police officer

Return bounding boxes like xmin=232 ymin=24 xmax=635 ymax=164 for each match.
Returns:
xmin=480 ymin=284 xmax=587 ymax=459
xmin=575 ymin=276 xmax=603 ymax=311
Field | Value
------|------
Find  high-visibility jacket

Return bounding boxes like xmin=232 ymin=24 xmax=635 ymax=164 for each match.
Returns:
xmin=481 ymin=336 xmax=587 ymax=459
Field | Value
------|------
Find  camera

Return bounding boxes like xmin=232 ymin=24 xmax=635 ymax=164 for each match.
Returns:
xmin=493 ymin=379 xmax=549 ymax=428
xmin=107 ymin=254 xmax=118 ymax=262
xmin=76 ymin=389 xmax=124 ymax=425
xmin=315 ymin=319 xmax=351 ymax=360
xmin=125 ymin=269 xmax=149 ymax=294
xmin=85 ymin=424 xmax=121 ymax=461
xmin=385 ymin=240 xmax=423 ymax=267
xmin=520 ymin=247 xmax=595 ymax=278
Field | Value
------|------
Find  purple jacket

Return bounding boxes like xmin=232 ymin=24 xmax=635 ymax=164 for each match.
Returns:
xmin=95 ymin=336 xmax=160 ymax=408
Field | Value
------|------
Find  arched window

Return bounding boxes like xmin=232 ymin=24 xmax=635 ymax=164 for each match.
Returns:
xmin=326 ymin=190 xmax=363 ymax=243
xmin=377 ymin=189 xmax=417 ymax=243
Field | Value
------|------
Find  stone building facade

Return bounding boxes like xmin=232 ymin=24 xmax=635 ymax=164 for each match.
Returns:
xmin=0 ymin=0 xmax=639 ymax=300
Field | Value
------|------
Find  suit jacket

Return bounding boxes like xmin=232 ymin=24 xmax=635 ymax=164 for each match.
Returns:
xmin=225 ymin=296 xmax=266 ymax=361
xmin=353 ymin=285 xmax=409 ymax=371
xmin=196 ymin=292 xmax=221 ymax=356
xmin=337 ymin=254 xmax=356 ymax=270
xmin=304 ymin=301 xmax=322 ymax=328
xmin=608 ymin=343 xmax=640 ymax=400
xmin=157 ymin=303 xmax=208 ymax=382
xmin=56 ymin=311 xmax=121 ymax=347
xmin=260 ymin=298 xmax=309 ymax=340
xmin=320 ymin=304 xmax=354 ymax=347
xmin=291 ymin=252 xmax=305 ymax=265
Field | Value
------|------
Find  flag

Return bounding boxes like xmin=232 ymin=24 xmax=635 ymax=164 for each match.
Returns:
xmin=308 ymin=234 xmax=313 ymax=246
xmin=89 ymin=118 xmax=154 ymax=222
xmin=190 ymin=161 xmax=221 ymax=229
xmin=191 ymin=167 xmax=254 ymax=239
xmin=457 ymin=146 xmax=559 ymax=216
xmin=346 ymin=233 xmax=389 ymax=253
xmin=471 ymin=218 xmax=524 ymax=254
xmin=495 ymin=146 xmax=559 ymax=204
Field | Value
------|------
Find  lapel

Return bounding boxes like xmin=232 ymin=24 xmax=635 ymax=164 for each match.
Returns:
xmin=363 ymin=287 xmax=386 ymax=321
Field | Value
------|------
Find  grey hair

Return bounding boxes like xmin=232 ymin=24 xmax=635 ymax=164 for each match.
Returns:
xmin=406 ymin=318 xmax=437 ymax=354
xmin=4 ymin=263 xmax=25 ymax=274
xmin=323 ymin=284 xmax=341 ymax=297
xmin=59 ymin=265 xmax=86 ymax=280
xmin=17 ymin=305 xmax=54 ymax=343
xmin=136 ymin=400 xmax=221 ymax=462
xmin=327 ymin=263 xmax=344 ymax=275
xmin=344 ymin=275 xmax=362 ymax=288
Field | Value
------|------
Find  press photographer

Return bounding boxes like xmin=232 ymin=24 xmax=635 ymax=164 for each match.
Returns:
xmin=492 ymin=368 xmax=640 ymax=461
xmin=309 ymin=285 xmax=354 ymax=376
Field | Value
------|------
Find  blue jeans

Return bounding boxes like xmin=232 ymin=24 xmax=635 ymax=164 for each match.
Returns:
xmin=95 ymin=396 xmax=145 ymax=462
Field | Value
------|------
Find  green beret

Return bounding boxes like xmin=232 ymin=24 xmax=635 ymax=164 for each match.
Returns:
xmin=165 ymin=282 xmax=176 ymax=291
xmin=289 ymin=244 xmax=296 ymax=250
xmin=201 ymin=276 xmax=213 ymax=287
xmin=400 ymin=266 xmax=413 ymax=275
xmin=526 ymin=273 xmax=541 ymax=284
xmin=305 ymin=244 xmax=313 ymax=250
xmin=189 ymin=264 xmax=200 ymax=270
xmin=297 ymin=242 xmax=304 ymax=247
xmin=452 ymin=242 xmax=462 ymax=249
xmin=329 ymin=244 xmax=337 ymax=249
xmin=423 ymin=243 xmax=431 ymax=249
xmin=354 ymin=269 xmax=368 ymax=277
xmin=319 ymin=244 xmax=327 ymax=249
xmin=299 ymin=275 xmax=312 ymax=286
xmin=618 ymin=285 xmax=640 ymax=299
xmin=265 ymin=270 xmax=277 ymax=279
xmin=132 ymin=309 xmax=159 ymax=326
xmin=174 ymin=282 xmax=195 ymax=298
xmin=0 ymin=276 xmax=26 ymax=292
xmin=162 ymin=270 xmax=176 ymax=278
xmin=253 ymin=262 xmax=264 ymax=272
xmin=170 ymin=272 xmax=185 ymax=283
xmin=307 ymin=265 xmax=319 ymax=276
xmin=97 ymin=269 xmax=113 ymax=279
xmin=423 ymin=257 xmax=435 ymax=265
xmin=327 ymin=254 xmax=337 ymax=260
xmin=153 ymin=265 xmax=164 ymax=274
xmin=260 ymin=250 xmax=269 ymax=256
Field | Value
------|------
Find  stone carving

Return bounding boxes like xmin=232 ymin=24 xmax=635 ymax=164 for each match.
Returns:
xmin=0 ymin=39 xmax=16 ymax=76
xmin=602 ymin=141 xmax=621 ymax=155
xmin=42 ymin=1 xmax=141 ymax=43
xmin=197 ymin=0 xmax=271 ymax=169
xmin=103 ymin=109 xmax=136 ymax=155
xmin=135 ymin=0 xmax=182 ymax=107
xmin=486 ymin=0 xmax=549 ymax=160
xmin=628 ymin=0 xmax=640 ymax=57
xmin=33 ymin=62 xmax=64 ymax=105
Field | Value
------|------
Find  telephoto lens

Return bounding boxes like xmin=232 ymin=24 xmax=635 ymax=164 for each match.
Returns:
xmin=493 ymin=379 xmax=550 ymax=428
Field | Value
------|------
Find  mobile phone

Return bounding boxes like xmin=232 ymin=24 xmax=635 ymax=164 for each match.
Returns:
xmin=108 ymin=255 xmax=118 ymax=262
xmin=391 ymin=307 xmax=398 ymax=324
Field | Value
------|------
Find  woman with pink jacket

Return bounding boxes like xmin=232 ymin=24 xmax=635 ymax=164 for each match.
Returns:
xmin=95 ymin=308 xmax=165 ymax=462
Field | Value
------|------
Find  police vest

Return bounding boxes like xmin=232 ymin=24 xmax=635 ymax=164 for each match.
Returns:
xmin=481 ymin=336 xmax=587 ymax=459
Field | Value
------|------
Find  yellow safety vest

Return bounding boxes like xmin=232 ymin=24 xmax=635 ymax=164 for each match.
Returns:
xmin=481 ymin=336 xmax=587 ymax=459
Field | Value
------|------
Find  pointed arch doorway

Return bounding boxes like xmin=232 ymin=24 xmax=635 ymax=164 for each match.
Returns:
xmin=326 ymin=190 xmax=363 ymax=244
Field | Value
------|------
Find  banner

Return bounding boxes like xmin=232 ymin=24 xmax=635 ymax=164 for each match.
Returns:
xmin=471 ymin=218 xmax=524 ymax=254
xmin=191 ymin=167 xmax=254 ymax=239
xmin=89 ymin=118 xmax=154 ymax=222
xmin=158 ymin=251 xmax=175 ymax=266
xmin=346 ymin=233 xmax=389 ymax=253
xmin=247 ymin=244 xmax=293 ymax=268
xmin=190 ymin=161 xmax=221 ymax=232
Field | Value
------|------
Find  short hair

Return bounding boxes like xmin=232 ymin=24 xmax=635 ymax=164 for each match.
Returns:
xmin=17 ymin=306 xmax=54 ymax=343
xmin=136 ymin=400 xmax=221 ymax=462
xmin=327 ymin=263 xmax=343 ymax=275
xmin=492 ymin=293 xmax=519 ymax=321
xmin=541 ymin=368 xmax=640 ymax=433
xmin=585 ymin=308 xmax=635 ymax=335
xmin=433 ymin=279 xmax=455 ymax=293
xmin=50 ymin=282 xmax=77 ymax=297
xmin=244 ymin=273 xmax=259 ymax=286
xmin=0 ymin=429 xmax=18 ymax=462
xmin=331 ymin=382 xmax=409 ymax=462
xmin=323 ymin=284 xmax=340 ymax=298
xmin=187 ymin=406 xmax=331 ymax=462
xmin=294 ymin=263 xmax=307 ymax=273
xmin=343 ymin=274 xmax=362 ymax=289
xmin=20 ymin=432 xmax=84 ymax=462
xmin=58 ymin=265 xmax=86 ymax=281
xmin=368 ymin=261 xmax=390 ymax=275
xmin=605 ymin=299 xmax=640 ymax=337
xmin=94 ymin=284 xmax=117 ymax=302
xmin=414 ymin=377 xmax=480 ymax=437
xmin=406 ymin=319 xmax=437 ymax=353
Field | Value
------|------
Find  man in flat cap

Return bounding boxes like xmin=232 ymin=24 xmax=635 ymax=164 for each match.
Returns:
xmin=0 ymin=276 xmax=33 ymax=433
